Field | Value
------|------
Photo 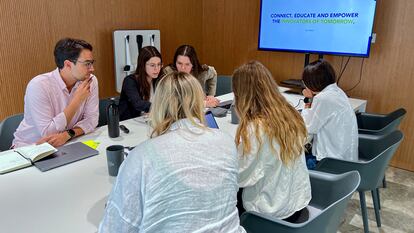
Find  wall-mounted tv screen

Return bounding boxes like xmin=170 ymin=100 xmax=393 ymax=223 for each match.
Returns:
xmin=258 ymin=0 xmax=377 ymax=57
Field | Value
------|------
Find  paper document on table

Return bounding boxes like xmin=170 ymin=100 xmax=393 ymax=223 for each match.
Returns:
xmin=216 ymin=93 xmax=234 ymax=103
xmin=134 ymin=115 xmax=150 ymax=124
xmin=82 ymin=140 xmax=100 ymax=149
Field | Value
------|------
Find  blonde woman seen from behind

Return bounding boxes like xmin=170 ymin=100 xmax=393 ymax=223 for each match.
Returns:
xmin=233 ymin=61 xmax=311 ymax=222
xmin=99 ymin=72 xmax=245 ymax=233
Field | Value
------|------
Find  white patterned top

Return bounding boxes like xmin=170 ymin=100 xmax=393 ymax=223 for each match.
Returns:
xmin=99 ymin=118 xmax=245 ymax=233
xmin=239 ymin=124 xmax=312 ymax=219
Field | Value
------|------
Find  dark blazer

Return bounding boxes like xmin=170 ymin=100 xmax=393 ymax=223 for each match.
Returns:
xmin=119 ymin=75 xmax=155 ymax=121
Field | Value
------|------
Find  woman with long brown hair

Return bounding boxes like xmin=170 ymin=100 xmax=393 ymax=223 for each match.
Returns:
xmin=233 ymin=61 xmax=311 ymax=222
xmin=163 ymin=44 xmax=220 ymax=107
xmin=119 ymin=46 xmax=162 ymax=121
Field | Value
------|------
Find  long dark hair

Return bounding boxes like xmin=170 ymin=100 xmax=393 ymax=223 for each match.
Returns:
xmin=171 ymin=45 xmax=208 ymax=77
xmin=134 ymin=46 xmax=162 ymax=101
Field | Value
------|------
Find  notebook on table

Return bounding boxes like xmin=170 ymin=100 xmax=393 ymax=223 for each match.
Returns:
xmin=0 ymin=143 xmax=57 ymax=174
xmin=34 ymin=142 xmax=99 ymax=172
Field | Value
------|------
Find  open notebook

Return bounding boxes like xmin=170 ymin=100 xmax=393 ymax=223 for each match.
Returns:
xmin=0 ymin=143 xmax=57 ymax=174
xmin=0 ymin=142 xmax=99 ymax=174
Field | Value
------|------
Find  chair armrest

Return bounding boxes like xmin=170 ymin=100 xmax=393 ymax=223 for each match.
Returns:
xmin=315 ymin=157 xmax=365 ymax=175
xmin=357 ymin=112 xmax=386 ymax=118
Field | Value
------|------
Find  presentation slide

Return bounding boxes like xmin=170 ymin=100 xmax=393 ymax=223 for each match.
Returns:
xmin=259 ymin=0 xmax=376 ymax=56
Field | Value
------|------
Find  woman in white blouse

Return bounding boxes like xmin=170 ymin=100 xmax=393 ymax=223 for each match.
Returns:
xmin=301 ymin=60 xmax=358 ymax=169
xmin=232 ymin=61 xmax=311 ymax=221
xmin=99 ymin=72 xmax=245 ymax=233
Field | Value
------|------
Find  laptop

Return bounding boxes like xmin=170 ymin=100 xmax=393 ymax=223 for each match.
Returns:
xmin=34 ymin=142 xmax=99 ymax=172
xmin=205 ymin=111 xmax=219 ymax=129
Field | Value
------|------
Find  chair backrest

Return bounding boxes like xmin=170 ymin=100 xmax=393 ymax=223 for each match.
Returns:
xmin=316 ymin=130 xmax=403 ymax=191
xmin=98 ymin=96 xmax=119 ymax=127
xmin=0 ymin=113 xmax=24 ymax=151
xmin=215 ymin=75 xmax=232 ymax=96
xmin=240 ymin=171 xmax=360 ymax=233
xmin=357 ymin=108 xmax=406 ymax=135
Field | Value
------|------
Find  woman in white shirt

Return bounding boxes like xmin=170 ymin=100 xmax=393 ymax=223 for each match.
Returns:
xmin=232 ymin=61 xmax=311 ymax=221
xmin=301 ymin=60 xmax=358 ymax=169
xmin=99 ymin=72 xmax=245 ymax=233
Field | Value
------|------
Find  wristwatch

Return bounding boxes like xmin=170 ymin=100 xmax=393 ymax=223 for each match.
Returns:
xmin=66 ymin=129 xmax=76 ymax=140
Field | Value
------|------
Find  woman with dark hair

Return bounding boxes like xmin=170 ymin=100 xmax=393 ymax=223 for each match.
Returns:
xmin=163 ymin=45 xmax=220 ymax=107
xmin=119 ymin=46 xmax=162 ymax=121
xmin=301 ymin=60 xmax=358 ymax=169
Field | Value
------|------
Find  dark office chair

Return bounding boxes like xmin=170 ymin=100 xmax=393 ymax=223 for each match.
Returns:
xmin=356 ymin=108 xmax=406 ymax=135
xmin=357 ymin=108 xmax=406 ymax=189
xmin=240 ymin=171 xmax=360 ymax=233
xmin=315 ymin=130 xmax=404 ymax=233
xmin=98 ymin=96 xmax=119 ymax=127
xmin=215 ymin=75 xmax=232 ymax=96
xmin=0 ymin=113 xmax=24 ymax=151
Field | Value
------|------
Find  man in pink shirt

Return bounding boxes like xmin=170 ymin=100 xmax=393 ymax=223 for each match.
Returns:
xmin=13 ymin=38 xmax=99 ymax=148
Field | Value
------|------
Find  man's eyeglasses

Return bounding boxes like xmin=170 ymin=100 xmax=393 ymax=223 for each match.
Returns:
xmin=146 ymin=63 xmax=163 ymax=69
xmin=74 ymin=60 xmax=95 ymax=69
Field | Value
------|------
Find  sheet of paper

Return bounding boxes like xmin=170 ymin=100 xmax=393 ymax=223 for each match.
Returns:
xmin=216 ymin=93 xmax=234 ymax=103
xmin=82 ymin=140 xmax=100 ymax=150
xmin=134 ymin=115 xmax=150 ymax=124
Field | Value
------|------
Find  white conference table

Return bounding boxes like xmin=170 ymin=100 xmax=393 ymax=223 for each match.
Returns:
xmin=0 ymin=90 xmax=366 ymax=233
xmin=217 ymin=87 xmax=367 ymax=113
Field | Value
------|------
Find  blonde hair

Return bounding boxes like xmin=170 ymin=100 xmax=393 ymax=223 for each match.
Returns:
xmin=232 ymin=61 xmax=307 ymax=165
xmin=149 ymin=71 xmax=206 ymax=137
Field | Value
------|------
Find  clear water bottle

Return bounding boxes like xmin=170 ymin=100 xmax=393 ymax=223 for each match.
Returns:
xmin=107 ymin=97 xmax=120 ymax=138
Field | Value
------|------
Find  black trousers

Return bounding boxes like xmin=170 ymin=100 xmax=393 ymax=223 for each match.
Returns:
xmin=237 ymin=188 xmax=308 ymax=223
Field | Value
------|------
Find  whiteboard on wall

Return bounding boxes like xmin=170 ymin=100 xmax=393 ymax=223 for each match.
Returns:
xmin=113 ymin=30 xmax=161 ymax=93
